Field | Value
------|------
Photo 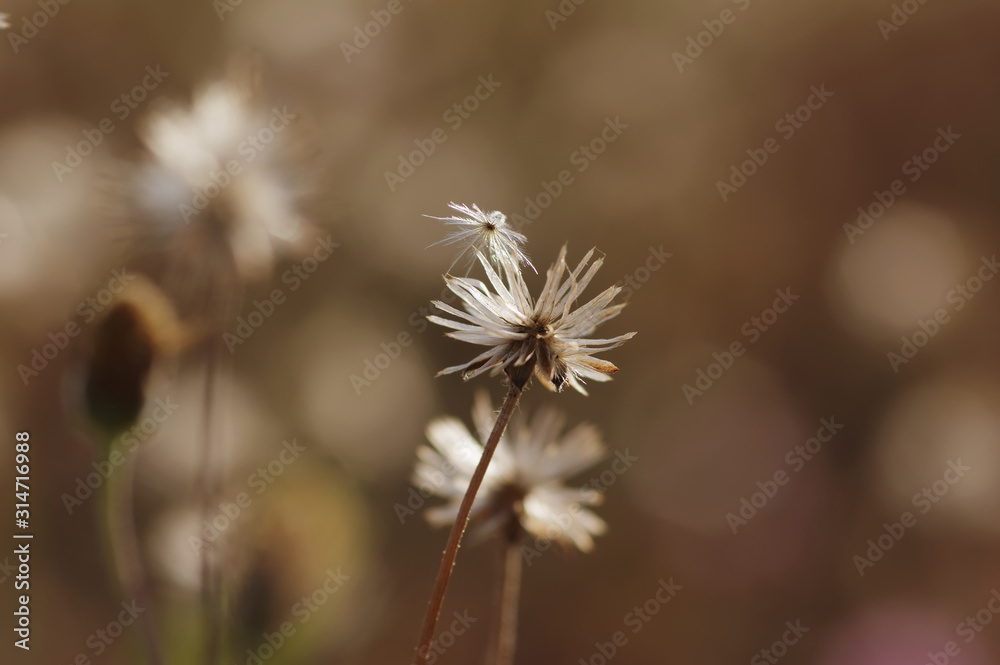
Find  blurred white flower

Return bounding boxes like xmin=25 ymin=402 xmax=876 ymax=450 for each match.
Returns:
xmin=0 ymin=14 xmax=9 ymax=30
xmin=426 ymin=202 xmax=534 ymax=273
xmin=414 ymin=391 xmax=607 ymax=551
xmin=134 ymin=78 xmax=313 ymax=286
xmin=428 ymin=245 xmax=635 ymax=394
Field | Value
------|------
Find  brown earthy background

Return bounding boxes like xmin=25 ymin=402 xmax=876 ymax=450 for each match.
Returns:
xmin=1 ymin=0 xmax=999 ymax=663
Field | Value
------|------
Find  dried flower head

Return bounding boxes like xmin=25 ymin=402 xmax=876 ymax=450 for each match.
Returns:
xmin=82 ymin=277 xmax=193 ymax=434
xmin=426 ymin=202 xmax=534 ymax=273
xmin=133 ymin=77 xmax=313 ymax=287
xmin=428 ymin=245 xmax=635 ymax=394
xmin=414 ymin=391 xmax=607 ymax=551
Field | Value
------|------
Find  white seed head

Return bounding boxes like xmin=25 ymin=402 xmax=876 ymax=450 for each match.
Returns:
xmin=133 ymin=79 xmax=312 ymax=286
xmin=413 ymin=390 xmax=608 ymax=551
xmin=426 ymin=202 xmax=535 ymax=274
xmin=428 ymin=245 xmax=635 ymax=394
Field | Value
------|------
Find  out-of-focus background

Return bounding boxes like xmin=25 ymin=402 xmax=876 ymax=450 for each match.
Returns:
xmin=2 ymin=0 xmax=1000 ymax=663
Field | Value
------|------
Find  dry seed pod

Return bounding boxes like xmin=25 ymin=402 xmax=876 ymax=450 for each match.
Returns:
xmin=83 ymin=276 xmax=193 ymax=434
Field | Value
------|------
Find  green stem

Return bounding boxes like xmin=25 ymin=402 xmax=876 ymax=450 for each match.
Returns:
xmin=102 ymin=433 xmax=166 ymax=665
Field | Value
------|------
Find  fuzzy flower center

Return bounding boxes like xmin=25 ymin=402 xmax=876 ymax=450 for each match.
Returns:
xmin=519 ymin=320 xmax=552 ymax=338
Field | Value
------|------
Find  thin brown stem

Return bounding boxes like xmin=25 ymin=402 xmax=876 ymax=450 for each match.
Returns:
xmin=199 ymin=341 xmax=222 ymax=665
xmin=489 ymin=523 xmax=523 ymax=665
xmin=413 ymin=382 xmax=522 ymax=665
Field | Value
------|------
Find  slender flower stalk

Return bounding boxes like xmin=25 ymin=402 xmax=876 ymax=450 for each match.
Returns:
xmin=490 ymin=520 xmax=523 ymax=665
xmin=414 ymin=383 xmax=522 ymax=665
xmin=199 ymin=340 xmax=222 ymax=665
xmin=101 ymin=436 xmax=165 ymax=665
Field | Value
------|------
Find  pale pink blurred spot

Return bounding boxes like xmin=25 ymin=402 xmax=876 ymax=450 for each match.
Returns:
xmin=636 ymin=355 xmax=838 ymax=587
xmin=815 ymin=604 xmax=993 ymax=665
